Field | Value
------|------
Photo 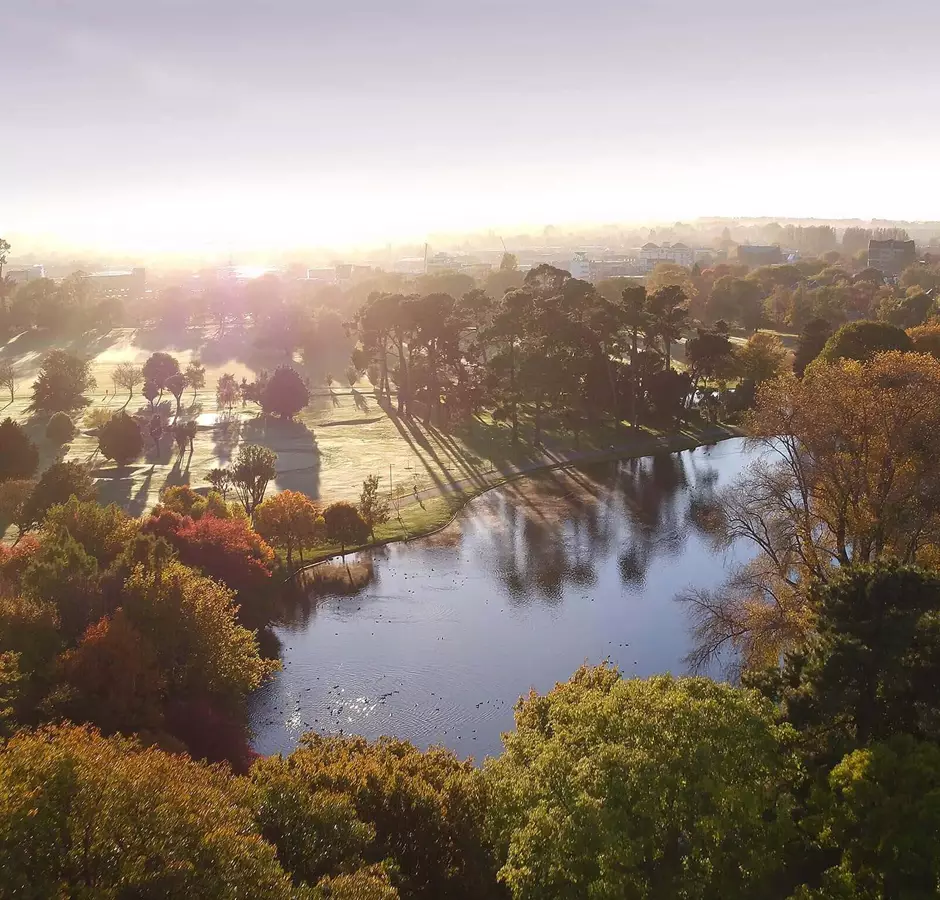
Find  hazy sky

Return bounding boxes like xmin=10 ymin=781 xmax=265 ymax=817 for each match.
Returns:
xmin=4 ymin=0 xmax=940 ymax=255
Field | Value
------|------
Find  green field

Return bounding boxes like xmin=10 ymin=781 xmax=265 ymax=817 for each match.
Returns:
xmin=2 ymin=323 xmax=738 ymax=540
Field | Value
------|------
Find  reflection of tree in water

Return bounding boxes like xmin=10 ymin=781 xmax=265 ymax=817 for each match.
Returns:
xmin=274 ymin=556 xmax=378 ymax=627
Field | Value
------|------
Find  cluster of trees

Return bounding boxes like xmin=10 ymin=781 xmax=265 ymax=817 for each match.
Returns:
xmin=4 ymin=560 xmax=938 ymax=900
xmin=215 ymin=364 xmax=311 ymax=419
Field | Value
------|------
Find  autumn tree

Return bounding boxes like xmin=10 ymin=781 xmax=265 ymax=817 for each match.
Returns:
xmin=735 ymin=331 xmax=789 ymax=385
xmin=184 ymin=358 xmax=206 ymax=401
xmin=906 ymin=322 xmax=940 ymax=358
xmin=0 ymin=418 xmax=38 ymax=482
xmin=324 ymin=501 xmax=370 ymax=558
xmin=97 ymin=411 xmax=143 ymax=465
xmin=254 ymin=489 xmax=321 ymax=566
xmin=27 ymin=350 xmax=96 ymax=412
xmin=686 ymin=351 xmax=940 ymax=671
xmin=231 ymin=443 xmax=277 ymax=518
xmin=485 ymin=666 xmax=795 ymax=900
xmin=112 ymin=362 xmax=143 ymax=408
xmin=359 ymin=475 xmax=390 ymax=540
xmin=0 ymin=725 xmax=297 ymax=898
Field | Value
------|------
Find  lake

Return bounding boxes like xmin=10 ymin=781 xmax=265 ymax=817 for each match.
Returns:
xmin=249 ymin=437 xmax=758 ymax=761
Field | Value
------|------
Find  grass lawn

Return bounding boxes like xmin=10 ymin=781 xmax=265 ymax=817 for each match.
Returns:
xmin=1 ymin=322 xmax=740 ymax=546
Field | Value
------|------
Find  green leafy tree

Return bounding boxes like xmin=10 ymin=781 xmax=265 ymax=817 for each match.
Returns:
xmin=216 ymin=372 xmax=239 ymax=409
xmin=816 ymin=319 xmax=913 ymax=365
xmin=97 ymin=411 xmax=143 ymax=466
xmin=485 ymin=666 xmax=795 ymax=900
xmin=141 ymin=351 xmax=181 ymax=394
xmin=27 ymin=350 xmax=96 ymax=412
xmin=0 ymin=725 xmax=297 ymax=899
xmin=253 ymin=734 xmax=496 ymax=900
xmin=231 ymin=443 xmax=278 ymax=518
xmin=206 ymin=467 xmax=232 ymax=499
xmin=44 ymin=411 xmax=75 ymax=444
xmin=647 ymin=285 xmax=689 ymax=369
xmin=142 ymin=379 xmax=159 ymax=408
xmin=323 ymin=501 xmax=370 ymax=558
xmin=185 ymin=358 xmax=206 ymax=401
xmin=166 ymin=372 xmax=186 ymax=420
xmin=0 ymin=479 xmax=35 ymax=539
xmin=735 ymin=331 xmax=789 ymax=385
xmin=0 ymin=418 xmax=38 ymax=482
xmin=793 ymin=317 xmax=832 ymax=377
xmin=261 ymin=365 xmax=310 ymax=419
xmin=359 ymin=475 xmax=390 ymax=540
xmin=18 ymin=460 xmax=95 ymax=532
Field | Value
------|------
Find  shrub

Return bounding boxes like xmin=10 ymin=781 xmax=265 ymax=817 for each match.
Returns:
xmin=45 ymin=412 xmax=75 ymax=444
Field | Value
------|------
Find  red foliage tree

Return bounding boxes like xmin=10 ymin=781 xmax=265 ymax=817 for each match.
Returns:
xmin=141 ymin=510 xmax=274 ymax=620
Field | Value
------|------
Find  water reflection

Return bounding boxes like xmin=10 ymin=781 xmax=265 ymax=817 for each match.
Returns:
xmin=252 ymin=439 xmax=757 ymax=761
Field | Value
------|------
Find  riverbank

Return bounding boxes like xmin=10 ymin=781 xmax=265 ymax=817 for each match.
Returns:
xmin=282 ymin=420 xmax=743 ymax=578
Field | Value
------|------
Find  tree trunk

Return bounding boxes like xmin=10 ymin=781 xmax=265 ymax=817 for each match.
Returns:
xmin=533 ymin=394 xmax=542 ymax=447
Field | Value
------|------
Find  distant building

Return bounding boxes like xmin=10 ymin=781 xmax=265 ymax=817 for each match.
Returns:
xmin=569 ymin=252 xmax=591 ymax=280
xmin=4 ymin=265 xmax=45 ymax=284
xmin=86 ymin=268 xmax=146 ymax=300
xmin=638 ymin=242 xmax=694 ymax=272
xmin=868 ymin=239 xmax=916 ymax=277
xmin=735 ymin=245 xmax=783 ymax=267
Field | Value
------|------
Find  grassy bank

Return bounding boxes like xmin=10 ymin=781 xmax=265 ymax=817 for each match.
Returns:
xmin=282 ymin=420 xmax=742 ymax=577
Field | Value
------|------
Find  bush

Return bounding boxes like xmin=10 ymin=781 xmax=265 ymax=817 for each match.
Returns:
xmin=261 ymin=365 xmax=310 ymax=419
xmin=97 ymin=412 xmax=143 ymax=465
xmin=45 ymin=412 xmax=75 ymax=444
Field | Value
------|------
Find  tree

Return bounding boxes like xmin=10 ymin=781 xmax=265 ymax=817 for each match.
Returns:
xmin=27 ymin=350 xmax=96 ymax=413
xmin=772 ymin=563 xmax=940 ymax=755
xmin=735 ymin=332 xmax=788 ymax=385
xmin=907 ymin=322 xmax=940 ymax=358
xmin=499 ymin=251 xmax=518 ymax=271
xmin=253 ymin=734 xmax=496 ymax=900
xmin=216 ymin=372 xmax=239 ymax=410
xmin=0 ymin=418 xmax=38 ymax=483
xmin=647 ymin=285 xmax=689 ymax=369
xmin=622 ymin=285 xmax=650 ymax=430
xmin=261 ymin=365 xmax=310 ymax=419
xmin=685 ymin=327 xmax=736 ymax=397
xmin=0 ymin=725 xmax=296 ymax=899
xmin=685 ymin=351 xmax=940 ymax=671
xmin=112 ymin=362 xmax=143 ymax=408
xmin=122 ymin=561 xmax=276 ymax=702
xmin=56 ymin=610 xmax=165 ymax=735
xmin=359 ymin=475 xmax=390 ymax=540
xmin=323 ymin=501 xmax=370 ymax=558
xmin=142 ymin=379 xmax=159 ymax=408
xmin=165 ymin=372 xmax=186 ymax=420
xmin=18 ymin=461 xmax=95 ymax=532
xmin=645 ymin=261 xmax=695 ymax=298
xmin=44 ymin=411 xmax=75 ymax=444
xmin=185 ymin=359 xmax=206 ymax=401
xmin=793 ymin=317 xmax=832 ymax=377
xmin=206 ymin=467 xmax=232 ymax=499
xmin=0 ymin=360 xmax=15 ymax=402
xmin=816 ymin=319 xmax=913 ymax=365
xmin=0 ymin=479 xmax=34 ymax=539
xmin=254 ymin=489 xmax=321 ymax=566
xmin=799 ymin=736 xmax=940 ymax=899
xmin=484 ymin=666 xmax=794 ymax=900
xmin=231 ymin=443 xmax=277 ymax=518
xmin=97 ymin=411 xmax=143 ymax=466
xmin=141 ymin=351 xmax=180 ymax=394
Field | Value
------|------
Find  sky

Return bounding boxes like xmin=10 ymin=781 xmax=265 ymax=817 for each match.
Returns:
xmin=4 ymin=0 xmax=940 ymax=257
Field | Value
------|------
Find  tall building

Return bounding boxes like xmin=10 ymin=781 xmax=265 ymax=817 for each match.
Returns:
xmin=868 ymin=239 xmax=916 ymax=277
xmin=4 ymin=265 xmax=45 ymax=284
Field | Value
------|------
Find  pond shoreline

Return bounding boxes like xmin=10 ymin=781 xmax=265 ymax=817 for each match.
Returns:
xmin=283 ymin=422 xmax=743 ymax=582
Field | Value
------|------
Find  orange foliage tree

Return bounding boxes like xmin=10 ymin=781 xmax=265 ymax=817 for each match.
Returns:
xmin=254 ymin=489 xmax=321 ymax=566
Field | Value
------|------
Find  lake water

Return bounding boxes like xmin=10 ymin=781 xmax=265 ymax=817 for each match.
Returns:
xmin=250 ymin=437 xmax=758 ymax=761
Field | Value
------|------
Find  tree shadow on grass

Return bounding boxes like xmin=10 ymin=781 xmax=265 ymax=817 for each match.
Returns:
xmin=241 ymin=415 xmax=321 ymax=501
